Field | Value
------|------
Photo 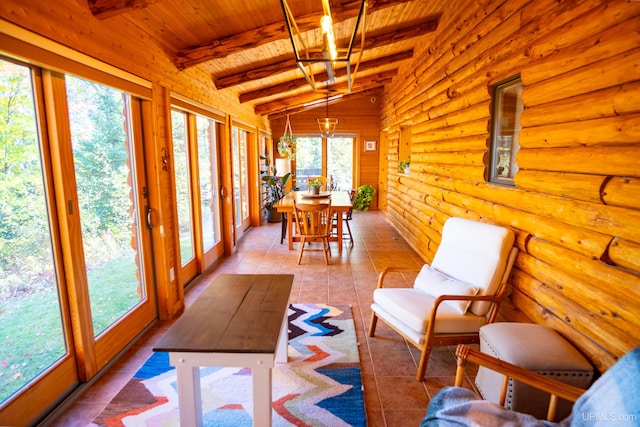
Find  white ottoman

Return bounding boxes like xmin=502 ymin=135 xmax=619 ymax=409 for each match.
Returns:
xmin=475 ymin=323 xmax=594 ymax=420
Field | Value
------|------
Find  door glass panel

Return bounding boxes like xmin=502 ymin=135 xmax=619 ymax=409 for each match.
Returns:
xmin=66 ymin=76 xmax=146 ymax=336
xmin=295 ymin=137 xmax=322 ymax=190
xmin=171 ymin=110 xmax=195 ymax=264
xmin=231 ymin=126 xmax=250 ymax=229
xmin=196 ymin=116 xmax=220 ymax=251
xmin=0 ymin=59 xmax=67 ymax=402
xmin=328 ymin=137 xmax=354 ymax=191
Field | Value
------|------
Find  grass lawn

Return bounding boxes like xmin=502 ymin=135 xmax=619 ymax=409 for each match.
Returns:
xmin=0 ymin=256 xmax=141 ymax=403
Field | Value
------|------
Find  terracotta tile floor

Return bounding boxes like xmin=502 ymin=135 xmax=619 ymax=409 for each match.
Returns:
xmin=43 ymin=210 xmax=473 ymax=427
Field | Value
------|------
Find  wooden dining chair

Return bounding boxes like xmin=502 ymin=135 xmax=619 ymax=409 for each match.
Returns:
xmin=331 ymin=188 xmax=355 ymax=246
xmin=292 ymin=200 xmax=332 ymax=264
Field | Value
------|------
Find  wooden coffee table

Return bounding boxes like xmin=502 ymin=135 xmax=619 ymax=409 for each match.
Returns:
xmin=153 ymin=274 xmax=293 ymax=427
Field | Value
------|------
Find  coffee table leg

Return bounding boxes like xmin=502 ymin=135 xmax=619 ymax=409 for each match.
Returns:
xmin=253 ymin=367 xmax=272 ymax=427
xmin=275 ymin=311 xmax=288 ymax=363
xmin=175 ymin=364 xmax=203 ymax=427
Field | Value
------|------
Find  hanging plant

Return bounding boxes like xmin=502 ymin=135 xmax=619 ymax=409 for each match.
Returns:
xmin=277 ymin=114 xmax=297 ymax=160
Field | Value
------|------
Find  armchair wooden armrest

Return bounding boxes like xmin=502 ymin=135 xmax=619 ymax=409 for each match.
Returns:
xmin=375 ymin=266 xmax=420 ymax=289
xmin=454 ymin=344 xmax=585 ymax=421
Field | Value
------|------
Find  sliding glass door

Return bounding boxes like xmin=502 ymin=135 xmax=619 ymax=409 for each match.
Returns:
xmin=171 ymin=108 xmax=224 ymax=285
xmin=0 ymin=58 xmax=77 ymax=416
xmin=232 ymin=125 xmax=251 ymax=240
xmin=1 ymin=57 xmax=156 ymax=423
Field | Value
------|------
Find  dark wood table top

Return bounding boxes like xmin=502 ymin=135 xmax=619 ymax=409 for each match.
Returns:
xmin=153 ymin=274 xmax=293 ymax=354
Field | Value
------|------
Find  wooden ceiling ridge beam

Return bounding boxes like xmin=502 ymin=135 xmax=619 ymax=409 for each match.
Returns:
xmin=214 ymin=16 xmax=439 ymax=89
xmin=255 ymin=69 xmax=397 ymax=116
xmin=238 ymin=49 xmax=413 ymax=103
xmin=88 ymin=0 xmax=159 ymax=19
xmin=172 ymin=0 xmax=419 ymax=70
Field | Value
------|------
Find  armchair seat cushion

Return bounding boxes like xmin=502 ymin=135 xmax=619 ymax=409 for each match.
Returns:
xmin=372 ymin=288 xmax=488 ymax=344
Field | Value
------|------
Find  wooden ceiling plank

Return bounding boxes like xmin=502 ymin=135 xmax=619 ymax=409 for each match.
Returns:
xmin=88 ymin=0 xmax=159 ymax=19
xmin=173 ymin=0 xmax=419 ymax=70
xmin=239 ymin=49 xmax=413 ymax=103
xmin=215 ymin=16 xmax=439 ymax=89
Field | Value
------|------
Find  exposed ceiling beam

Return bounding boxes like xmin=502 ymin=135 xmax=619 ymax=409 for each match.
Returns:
xmin=239 ymin=50 xmax=413 ymax=103
xmin=255 ymin=69 xmax=398 ymax=116
xmin=172 ymin=0 xmax=421 ymax=70
xmin=267 ymin=87 xmax=385 ymax=121
xmin=88 ymin=0 xmax=158 ymax=19
xmin=214 ymin=17 xmax=439 ymax=89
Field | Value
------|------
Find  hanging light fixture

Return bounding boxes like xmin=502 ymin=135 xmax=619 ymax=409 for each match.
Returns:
xmin=280 ymin=0 xmax=367 ymax=93
xmin=317 ymin=92 xmax=338 ymax=137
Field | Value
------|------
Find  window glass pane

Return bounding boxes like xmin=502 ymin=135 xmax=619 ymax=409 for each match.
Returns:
xmin=489 ymin=76 xmax=523 ymax=185
xmin=66 ymin=76 xmax=146 ymax=336
xmin=295 ymin=137 xmax=322 ymax=190
xmin=0 ymin=59 xmax=67 ymax=403
xmin=171 ymin=110 xmax=195 ymax=263
xmin=196 ymin=116 xmax=220 ymax=251
xmin=239 ymin=129 xmax=249 ymax=220
xmin=328 ymin=137 xmax=353 ymax=191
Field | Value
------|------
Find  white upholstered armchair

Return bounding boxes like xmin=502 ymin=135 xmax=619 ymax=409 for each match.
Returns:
xmin=368 ymin=217 xmax=518 ymax=381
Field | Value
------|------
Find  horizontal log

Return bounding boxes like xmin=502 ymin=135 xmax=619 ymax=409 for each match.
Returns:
xmin=446 ymin=9 xmax=522 ymax=77
xmin=427 ymin=84 xmax=490 ymax=119
xmin=527 ymin=239 xmax=640 ymax=330
xmin=411 ymin=150 xmax=485 ymax=168
xmin=510 ymin=288 xmax=618 ymax=373
xmin=517 ymin=146 xmax=640 ymax=177
xmin=522 ymin=47 xmax=640 ymax=107
xmin=448 ymin=179 xmax=618 ymax=257
xmin=512 ymin=269 xmax=634 ymax=358
xmin=515 ymin=253 xmax=640 ymax=350
xmin=451 ymin=1 xmax=523 ymax=57
xmin=413 ymin=103 xmax=488 ymax=133
xmin=422 ymin=163 xmax=486 ymax=183
xmin=601 ymin=176 xmax=640 ymax=210
xmin=607 ymin=237 xmax=640 ymax=274
xmin=410 ymin=118 xmax=488 ymax=141
xmin=410 ymin=135 xmax=486 ymax=154
xmin=514 ymin=170 xmax=604 ymax=204
xmin=520 ymin=82 xmax=640 ymax=127
xmin=522 ymin=9 xmax=640 ymax=86
xmin=519 ymin=114 xmax=640 ymax=149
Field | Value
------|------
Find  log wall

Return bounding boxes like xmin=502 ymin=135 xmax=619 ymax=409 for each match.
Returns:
xmin=381 ymin=0 xmax=640 ymax=372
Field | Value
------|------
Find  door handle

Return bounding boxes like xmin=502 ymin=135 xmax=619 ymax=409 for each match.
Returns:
xmin=146 ymin=206 xmax=153 ymax=229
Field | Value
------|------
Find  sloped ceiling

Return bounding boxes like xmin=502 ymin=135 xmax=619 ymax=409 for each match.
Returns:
xmin=88 ymin=0 xmax=447 ymax=118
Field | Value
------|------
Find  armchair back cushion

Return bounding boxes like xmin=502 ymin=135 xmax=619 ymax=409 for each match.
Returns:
xmin=414 ymin=265 xmax=479 ymax=314
xmin=431 ymin=218 xmax=515 ymax=316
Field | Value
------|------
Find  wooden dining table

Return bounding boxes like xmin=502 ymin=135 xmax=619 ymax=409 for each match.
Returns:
xmin=274 ymin=190 xmax=353 ymax=254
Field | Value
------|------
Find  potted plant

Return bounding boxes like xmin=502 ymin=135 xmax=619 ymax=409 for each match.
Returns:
xmin=398 ymin=157 xmax=411 ymax=174
xmin=277 ymin=135 xmax=297 ymax=160
xmin=353 ymin=184 xmax=376 ymax=211
xmin=260 ymin=156 xmax=291 ymax=222
xmin=277 ymin=114 xmax=298 ymax=160
xmin=308 ymin=178 xmax=322 ymax=195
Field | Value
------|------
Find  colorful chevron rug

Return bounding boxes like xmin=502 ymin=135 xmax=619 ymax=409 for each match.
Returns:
xmin=90 ymin=303 xmax=366 ymax=426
